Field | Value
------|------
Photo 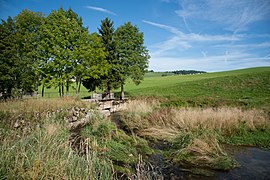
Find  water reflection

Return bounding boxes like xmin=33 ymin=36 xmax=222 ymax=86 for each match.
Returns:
xmin=217 ymin=146 xmax=270 ymax=179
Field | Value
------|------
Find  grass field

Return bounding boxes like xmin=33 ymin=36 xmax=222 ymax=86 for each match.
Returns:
xmin=39 ymin=67 xmax=270 ymax=108
xmin=123 ymin=67 xmax=270 ymax=108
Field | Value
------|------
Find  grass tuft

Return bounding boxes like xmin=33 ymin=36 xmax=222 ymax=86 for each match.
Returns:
xmin=0 ymin=98 xmax=113 ymax=179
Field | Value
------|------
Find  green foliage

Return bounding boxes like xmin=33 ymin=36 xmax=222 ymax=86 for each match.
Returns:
xmin=1 ymin=9 xmax=150 ymax=98
xmin=115 ymin=22 xmax=149 ymax=84
xmin=14 ymin=10 xmax=44 ymax=92
xmin=38 ymin=8 xmax=82 ymax=96
xmin=81 ymin=119 xmax=116 ymax=141
xmin=81 ymin=118 xmax=154 ymax=176
xmin=0 ymin=10 xmax=44 ymax=96
xmin=172 ymin=131 xmax=194 ymax=149
xmin=37 ymin=8 xmax=109 ymax=97
xmin=169 ymin=129 xmax=238 ymax=171
xmin=80 ymin=33 xmax=109 ymax=92
xmin=0 ymin=16 xmax=17 ymax=95
xmin=114 ymin=22 xmax=150 ymax=98
xmin=223 ymin=127 xmax=270 ymax=149
xmin=97 ymin=18 xmax=120 ymax=92
xmin=107 ymin=140 xmax=138 ymax=164
xmin=95 ymin=19 xmax=150 ymax=98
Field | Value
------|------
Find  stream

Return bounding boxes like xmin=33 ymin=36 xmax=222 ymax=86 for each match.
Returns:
xmin=148 ymin=143 xmax=270 ymax=180
xmin=110 ymin=112 xmax=270 ymax=179
xmin=216 ymin=146 xmax=270 ymax=180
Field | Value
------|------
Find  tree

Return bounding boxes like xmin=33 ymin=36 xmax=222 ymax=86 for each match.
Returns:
xmin=36 ymin=21 xmax=52 ymax=97
xmin=38 ymin=8 xmax=108 ymax=97
xmin=114 ymin=22 xmax=150 ymax=99
xmin=14 ymin=9 xmax=44 ymax=94
xmin=0 ymin=17 xmax=17 ymax=96
xmin=98 ymin=18 xmax=120 ymax=96
xmin=0 ymin=10 xmax=44 ymax=98
xmin=38 ymin=8 xmax=84 ymax=97
xmin=74 ymin=32 xmax=108 ymax=94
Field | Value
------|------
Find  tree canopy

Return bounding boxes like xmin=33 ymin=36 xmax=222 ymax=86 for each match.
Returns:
xmin=0 ymin=8 xmax=149 ymax=98
xmin=114 ymin=22 xmax=150 ymax=99
xmin=0 ymin=10 xmax=44 ymax=96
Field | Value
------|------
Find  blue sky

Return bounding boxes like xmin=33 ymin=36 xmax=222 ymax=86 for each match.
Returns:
xmin=1 ymin=0 xmax=270 ymax=72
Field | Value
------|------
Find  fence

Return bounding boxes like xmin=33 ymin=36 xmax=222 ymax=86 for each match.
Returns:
xmin=38 ymin=91 xmax=91 ymax=99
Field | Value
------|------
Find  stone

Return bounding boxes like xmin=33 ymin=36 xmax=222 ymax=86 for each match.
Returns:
xmin=100 ymin=109 xmax=110 ymax=117
xmin=68 ymin=116 xmax=77 ymax=122
xmin=81 ymin=108 xmax=86 ymax=112
xmin=14 ymin=121 xmax=20 ymax=128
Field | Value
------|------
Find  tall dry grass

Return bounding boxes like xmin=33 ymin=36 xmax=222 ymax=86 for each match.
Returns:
xmin=0 ymin=97 xmax=95 ymax=139
xmin=121 ymin=100 xmax=269 ymax=140
xmin=0 ymin=98 xmax=113 ymax=179
xmin=170 ymin=107 xmax=268 ymax=133
xmin=1 ymin=118 xmax=113 ymax=179
xmin=120 ymin=99 xmax=268 ymax=170
xmin=0 ymin=97 xmax=92 ymax=113
xmin=120 ymin=99 xmax=160 ymax=114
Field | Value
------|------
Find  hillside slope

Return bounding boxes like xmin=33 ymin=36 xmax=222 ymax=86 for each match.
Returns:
xmin=124 ymin=67 xmax=270 ymax=108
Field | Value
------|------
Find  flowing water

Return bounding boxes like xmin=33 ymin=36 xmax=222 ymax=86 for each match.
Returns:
xmin=149 ymin=144 xmax=270 ymax=180
xmin=216 ymin=146 xmax=270 ymax=180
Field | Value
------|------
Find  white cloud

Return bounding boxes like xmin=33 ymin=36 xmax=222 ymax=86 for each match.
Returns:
xmin=142 ymin=20 xmax=182 ymax=35
xmin=150 ymin=36 xmax=192 ymax=56
xmin=214 ymin=42 xmax=270 ymax=49
xmin=149 ymin=52 xmax=270 ymax=72
xmin=143 ymin=20 xmax=242 ymax=56
xmin=85 ymin=6 xmax=117 ymax=16
xmin=143 ymin=20 xmax=242 ymax=42
xmin=175 ymin=0 xmax=270 ymax=33
xmin=144 ymin=1 xmax=270 ymax=71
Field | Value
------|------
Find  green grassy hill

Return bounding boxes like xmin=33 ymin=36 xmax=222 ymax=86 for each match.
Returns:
xmin=123 ymin=67 xmax=270 ymax=108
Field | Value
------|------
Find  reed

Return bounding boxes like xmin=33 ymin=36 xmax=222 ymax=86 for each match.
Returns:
xmin=121 ymin=100 xmax=269 ymax=139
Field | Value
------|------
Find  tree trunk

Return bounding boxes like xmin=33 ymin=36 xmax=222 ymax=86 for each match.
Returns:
xmin=107 ymin=88 xmax=111 ymax=99
xmin=7 ymin=87 xmax=12 ymax=98
xmin=66 ymin=81 xmax=69 ymax=96
xmin=120 ymin=84 xmax=124 ymax=100
xmin=78 ymin=79 xmax=81 ymax=94
xmin=76 ymin=76 xmax=80 ymax=94
xmin=42 ymin=84 xmax=45 ymax=97
xmin=61 ymin=84 xmax=64 ymax=97
xmin=59 ymin=85 xmax=62 ymax=97
xmin=35 ymin=76 xmax=39 ymax=95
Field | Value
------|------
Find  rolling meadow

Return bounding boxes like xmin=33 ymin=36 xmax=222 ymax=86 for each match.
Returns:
xmin=1 ymin=67 xmax=270 ymax=179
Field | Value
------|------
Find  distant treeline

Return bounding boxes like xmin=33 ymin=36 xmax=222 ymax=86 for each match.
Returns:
xmin=168 ymin=70 xmax=207 ymax=75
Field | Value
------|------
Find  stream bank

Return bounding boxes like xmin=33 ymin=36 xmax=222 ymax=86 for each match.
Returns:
xmin=110 ymin=111 xmax=270 ymax=179
xmin=67 ymin=108 xmax=270 ymax=179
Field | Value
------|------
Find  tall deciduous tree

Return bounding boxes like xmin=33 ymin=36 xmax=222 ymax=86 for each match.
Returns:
xmin=39 ymin=8 xmax=108 ymax=97
xmin=74 ymin=32 xmax=108 ymax=94
xmin=39 ymin=8 xmax=83 ymax=97
xmin=0 ymin=10 xmax=44 ymax=97
xmin=14 ymin=9 xmax=44 ymax=94
xmin=0 ymin=17 xmax=17 ymax=96
xmin=115 ymin=22 xmax=150 ymax=99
